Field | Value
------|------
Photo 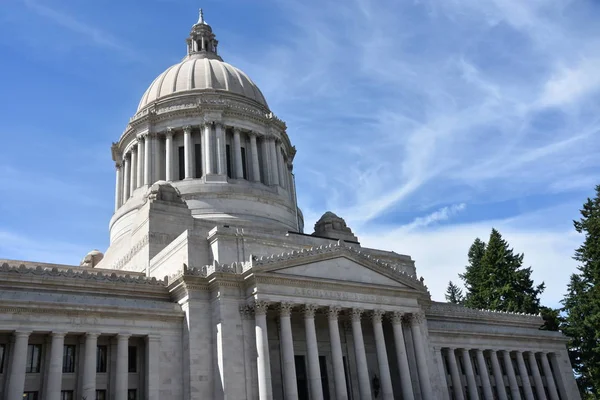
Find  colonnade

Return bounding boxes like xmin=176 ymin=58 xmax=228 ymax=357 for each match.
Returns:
xmin=443 ymin=347 xmax=563 ymax=400
xmin=2 ymin=330 xmax=159 ymax=400
xmin=115 ymin=123 xmax=291 ymax=211
xmin=252 ymin=301 xmax=433 ymax=400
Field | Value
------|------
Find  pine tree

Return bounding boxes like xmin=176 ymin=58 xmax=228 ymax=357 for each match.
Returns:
xmin=445 ymin=281 xmax=464 ymax=304
xmin=562 ymin=185 xmax=600 ymax=396
xmin=460 ymin=238 xmax=487 ymax=309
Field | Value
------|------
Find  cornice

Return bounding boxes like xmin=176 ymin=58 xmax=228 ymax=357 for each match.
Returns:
xmin=427 ymin=302 xmax=543 ymax=325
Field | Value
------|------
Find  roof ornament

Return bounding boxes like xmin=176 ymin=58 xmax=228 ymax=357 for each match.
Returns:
xmin=197 ymin=8 xmax=206 ymax=25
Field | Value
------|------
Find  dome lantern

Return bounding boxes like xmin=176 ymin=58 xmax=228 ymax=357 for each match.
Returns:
xmin=186 ymin=9 xmax=221 ymax=60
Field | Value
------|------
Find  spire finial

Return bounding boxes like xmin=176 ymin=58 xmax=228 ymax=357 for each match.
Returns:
xmin=198 ymin=8 xmax=205 ymax=24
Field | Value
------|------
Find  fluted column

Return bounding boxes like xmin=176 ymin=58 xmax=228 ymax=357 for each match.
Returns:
xmin=249 ymin=132 xmax=261 ymax=182
xmin=304 ymin=304 xmax=323 ymax=400
xmin=204 ymin=123 xmax=214 ymax=175
xmin=277 ymin=144 xmax=286 ymax=189
xmin=411 ymin=312 xmax=433 ymax=400
xmin=146 ymin=335 xmax=160 ymax=400
xmin=115 ymin=334 xmax=130 ymax=400
xmin=461 ymin=349 xmax=479 ymax=400
xmin=254 ymin=301 xmax=272 ymax=399
xmin=150 ymin=133 xmax=159 ymax=184
xmin=446 ymin=348 xmax=465 ymax=400
xmin=233 ymin=128 xmax=244 ymax=178
xmin=476 ymin=349 xmax=494 ymax=400
xmin=351 ymin=309 xmax=372 ymax=400
xmin=528 ymin=352 xmax=547 ymax=400
xmin=516 ymin=351 xmax=534 ymax=400
xmin=82 ymin=332 xmax=99 ymax=400
xmin=46 ymin=332 xmax=66 ymax=400
xmin=269 ymin=137 xmax=280 ymax=186
xmin=144 ymin=133 xmax=151 ymax=185
xmin=122 ymin=154 xmax=130 ymax=202
xmin=328 ymin=306 xmax=348 ymax=400
xmin=136 ymin=137 xmax=144 ymax=187
xmin=216 ymin=123 xmax=226 ymax=175
xmin=502 ymin=351 xmax=520 ymax=400
xmin=183 ymin=126 xmax=193 ymax=179
xmin=489 ymin=351 xmax=508 ymax=400
xmin=130 ymin=146 xmax=137 ymax=192
xmin=7 ymin=331 xmax=31 ymax=399
xmin=540 ymin=352 xmax=560 ymax=400
xmin=165 ymin=128 xmax=174 ymax=181
xmin=391 ymin=312 xmax=414 ymax=399
xmin=279 ymin=303 xmax=298 ymax=400
xmin=372 ymin=310 xmax=394 ymax=400
xmin=115 ymin=163 xmax=122 ymax=211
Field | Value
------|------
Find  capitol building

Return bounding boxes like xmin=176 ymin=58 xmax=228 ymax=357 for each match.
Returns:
xmin=0 ymin=11 xmax=580 ymax=400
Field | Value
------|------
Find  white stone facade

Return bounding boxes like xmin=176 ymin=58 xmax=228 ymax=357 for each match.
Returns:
xmin=0 ymin=10 xmax=580 ymax=400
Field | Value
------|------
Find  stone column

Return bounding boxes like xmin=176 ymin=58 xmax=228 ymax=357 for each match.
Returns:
xmin=304 ymin=304 xmax=324 ymax=400
xmin=165 ymin=128 xmax=174 ymax=181
xmin=528 ymin=352 xmax=547 ymax=400
xmin=183 ymin=125 xmax=193 ymax=179
xmin=476 ymin=349 xmax=494 ymax=400
xmin=540 ymin=352 xmax=560 ymax=400
xmin=328 ymin=306 xmax=348 ymax=400
xmin=150 ymin=133 xmax=160 ymax=184
xmin=82 ymin=332 xmax=99 ymax=400
xmin=516 ymin=351 xmax=535 ymax=400
xmin=372 ymin=310 xmax=394 ymax=400
xmin=279 ymin=302 xmax=298 ymax=400
xmin=411 ymin=312 xmax=433 ymax=400
xmin=446 ymin=348 xmax=465 ymax=400
xmin=7 ymin=331 xmax=31 ymax=400
xmin=249 ymin=132 xmax=261 ymax=182
xmin=233 ymin=128 xmax=244 ymax=179
xmin=502 ymin=351 xmax=520 ymax=400
xmin=115 ymin=162 xmax=122 ymax=211
xmin=115 ymin=334 xmax=130 ymax=400
xmin=269 ymin=137 xmax=280 ymax=186
xmin=146 ymin=335 xmax=160 ymax=400
xmin=391 ymin=312 xmax=414 ymax=400
xmin=136 ymin=137 xmax=144 ymax=187
xmin=144 ymin=133 xmax=151 ymax=185
xmin=46 ymin=332 xmax=66 ymax=400
xmin=277 ymin=145 xmax=286 ymax=189
xmin=130 ymin=146 xmax=137 ymax=192
xmin=215 ymin=123 xmax=226 ymax=175
xmin=489 ymin=351 xmax=507 ymax=400
xmin=122 ymin=154 xmax=130 ymax=202
xmin=460 ymin=349 xmax=478 ymax=400
xmin=254 ymin=301 xmax=273 ymax=399
xmin=351 ymin=308 xmax=372 ymax=400
xmin=204 ymin=123 xmax=214 ymax=175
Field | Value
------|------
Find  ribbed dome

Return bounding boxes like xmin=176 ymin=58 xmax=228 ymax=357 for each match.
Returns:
xmin=137 ymin=56 xmax=268 ymax=112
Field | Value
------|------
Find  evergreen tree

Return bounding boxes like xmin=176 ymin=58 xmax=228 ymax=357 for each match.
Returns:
xmin=460 ymin=238 xmax=487 ymax=309
xmin=562 ymin=185 xmax=600 ymax=396
xmin=445 ymin=281 xmax=464 ymax=304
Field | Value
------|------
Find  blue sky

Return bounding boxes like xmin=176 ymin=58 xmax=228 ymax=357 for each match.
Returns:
xmin=0 ymin=0 xmax=599 ymax=306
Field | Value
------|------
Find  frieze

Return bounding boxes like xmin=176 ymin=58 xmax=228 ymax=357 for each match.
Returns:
xmin=292 ymin=287 xmax=385 ymax=303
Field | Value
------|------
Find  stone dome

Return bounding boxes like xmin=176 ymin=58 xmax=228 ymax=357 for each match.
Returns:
xmin=137 ymin=57 xmax=268 ymax=112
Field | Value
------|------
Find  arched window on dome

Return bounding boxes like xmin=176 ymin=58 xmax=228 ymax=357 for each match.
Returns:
xmin=196 ymin=40 xmax=202 ymax=52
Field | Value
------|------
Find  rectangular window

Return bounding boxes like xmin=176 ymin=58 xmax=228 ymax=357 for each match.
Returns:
xmin=62 ymin=345 xmax=76 ymax=373
xmin=178 ymin=146 xmax=185 ymax=180
xmin=342 ymin=356 xmax=352 ymax=400
xmin=226 ymin=144 xmax=232 ymax=178
xmin=26 ymin=344 xmax=42 ymax=373
xmin=128 ymin=389 xmax=137 ymax=400
xmin=23 ymin=392 xmax=39 ymax=400
xmin=194 ymin=143 xmax=203 ymax=178
xmin=241 ymin=147 xmax=247 ymax=179
xmin=97 ymin=345 xmax=107 ymax=373
xmin=0 ymin=344 xmax=5 ymax=373
xmin=60 ymin=391 xmax=74 ymax=400
xmin=319 ymin=355 xmax=330 ymax=400
xmin=128 ymin=346 xmax=137 ymax=373
xmin=295 ymin=355 xmax=309 ymax=400
xmin=96 ymin=390 xmax=107 ymax=400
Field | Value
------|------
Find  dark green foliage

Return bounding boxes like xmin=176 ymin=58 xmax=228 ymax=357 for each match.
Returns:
xmin=561 ymin=185 xmax=600 ymax=396
xmin=445 ymin=281 xmax=464 ymax=304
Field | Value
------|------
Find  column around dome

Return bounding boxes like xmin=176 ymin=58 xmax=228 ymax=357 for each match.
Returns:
xmin=165 ymin=128 xmax=174 ymax=181
xmin=114 ymin=162 xmax=123 ymax=211
xmin=233 ymin=128 xmax=244 ymax=179
xmin=130 ymin=145 xmax=137 ymax=193
xmin=143 ymin=133 xmax=151 ymax=185
xmin=269 ymin=136 xmax=280 ymax=186
xmin=183 ymin=126 xmax=193 ymax=179
xmin=136 ymin=136 xmax=144 ymax=188
xmin=249 ymin=131 xmax=261 ymax=183
xmin=122 ymin=154 xmax=131 ymax=203
xmin=203 ymin=123 xmax=214 ymax=175
xmin=215 ymin=122 xmax=226 ymax=175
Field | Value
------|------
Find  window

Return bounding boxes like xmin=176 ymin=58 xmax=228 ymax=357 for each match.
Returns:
xmin=128 ymin=389 xmax=137 ymax=400
xmin=128 ymin=346 xmax=137 ymax=373
xmin=62 ymin=345 xmax=76 ymax=373
xmin=60 ymin=391 xmax=74 ymax=400
xmin=226 ymin=144 xmax=232 ymax=178
xmin=319 ymin=356 xmax=330 ymax=400
xmin=95 ymin=390 xmax=106 ymax=400
xmin=26 ymin=344 xmax=42 ymax=373
xmin=342 ymin=356 xmax=352 ymax=400
xmin=97 ymin=345 xmax=107 ymax=373
xmin=23 ymin=392 xmax=38 ymax=400
xmin=194 ymin=143 xmax=202 ymax=178
xmin=241 ymin=147 xmax=247 ymax=179
xmin=295 ymin=355 xmax=308 ymax=400
xmin=0 ymin=344 xmax=5 ymax=373
xmin=178 ymin=146 xmax=185 ymax=180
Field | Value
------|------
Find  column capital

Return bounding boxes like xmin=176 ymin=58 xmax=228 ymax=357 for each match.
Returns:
xmin=390 ymin=311 xmax=405 ymax=325
xmin=51 ymin=331 xmax=67 ymax=338
xmin=136 ymin=132 xmax=147 ymax=140
xmin=247 ymin=130 xmax=258 ymax=138
xmin=85 ymin=332 xmax=101 ymax=339
xmin=146 ymin=334 xmax=161 ymax=342
xmin=304 ymin=304 xmax=318 ymax=318
xmin=166 ymin=127 xmax=175 ymax=137
xmin=279 ymin=302 xmax=294 ymax=317
xmin=410 ymin=311 xmax=425 ymax=325
xmin=328 ymin=305 xmax=341 ymax=320
xmin=233 ymin=127 xmax=242 ymax=134
xmin=115 ymin=162 xmax=122 ymax=169
xmin=14 ymin=330 xmax=32 ymax=338
xmin=239 ymin=304 xmax=254 ymax=319
xmin=183 ymin=125 xmax=193 ymax=133
xmin=253 ymin=300 xmax=270 ymax=316
xmin=130 ymin=145 xmax=138 ymax=153
xmin=117 ymin=333 xmax=131 ymax=340
xmin=372 ymin=309 xmax=386 ymax=323
xmin=351 ymin=308 xmax=364 ymax=321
